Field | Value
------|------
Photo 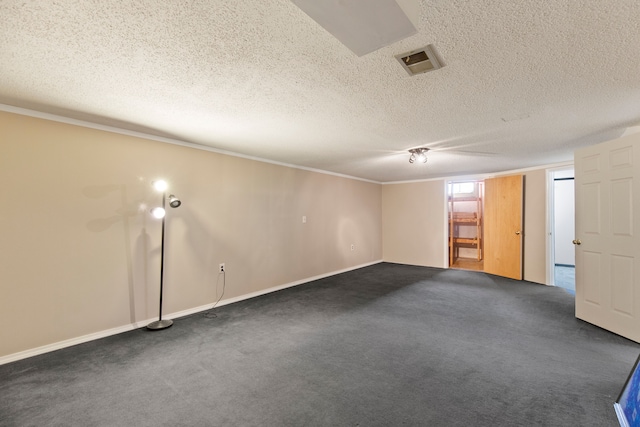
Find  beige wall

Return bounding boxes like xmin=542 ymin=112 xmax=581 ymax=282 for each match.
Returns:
xmin=0 ymin=109 xmax=556 ymax=360
xmin=0 ymin=111 xmax=382 ymax=358
xmin=381 ymin=180 xmax=447 ymax=268
xmin=381 ymin=170 xmax=550 ymax=284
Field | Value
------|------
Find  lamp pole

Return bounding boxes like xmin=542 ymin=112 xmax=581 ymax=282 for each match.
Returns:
xmin=147 ymin=191 xmax=174 ymax=330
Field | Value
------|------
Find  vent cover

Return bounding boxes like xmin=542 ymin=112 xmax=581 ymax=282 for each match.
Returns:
xmin=395 ymin=45 xmax=443 ymax=76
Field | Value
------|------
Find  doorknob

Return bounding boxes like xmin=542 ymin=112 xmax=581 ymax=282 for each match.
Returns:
xmin=515 ymin=231 xmax=521 ymax=235
xmin=572 ymin=239 xmax=581 ymax=245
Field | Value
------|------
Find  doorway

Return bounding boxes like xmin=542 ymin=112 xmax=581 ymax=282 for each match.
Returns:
xmin=447 ymin=175 xmax=525 ymax=278
xmin=548 ymin=168 xmax=575 ymax=293
xmin=448 ymin=181 xmax=484 ymax=271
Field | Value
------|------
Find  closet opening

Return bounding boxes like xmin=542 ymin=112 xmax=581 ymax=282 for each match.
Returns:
xmin=448 ymin=180 xmax=484 ymax=271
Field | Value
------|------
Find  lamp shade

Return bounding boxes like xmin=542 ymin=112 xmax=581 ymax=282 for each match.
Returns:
xmin=168 ymin=195 xmax=181 ymax=208
xmin=153 ymin=180 xmax=168 ymax=192
xmin=151 ymin=207 xmax=166 ymax=219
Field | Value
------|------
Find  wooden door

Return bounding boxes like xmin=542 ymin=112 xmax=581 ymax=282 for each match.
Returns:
xmin=575 ymin=133 xmax=640 ymax=343
xmin=484 ymin=175 xmax=524 ymax=280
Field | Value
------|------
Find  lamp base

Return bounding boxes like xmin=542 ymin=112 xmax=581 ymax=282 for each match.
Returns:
xmin=146 ymin=319 xmax=173 ymax=330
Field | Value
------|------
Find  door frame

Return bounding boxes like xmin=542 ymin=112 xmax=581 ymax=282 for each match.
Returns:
xmin=444 ymin=178 xmax=484 ymax=269
xmin=445 ymin=174 xmax=524 ymax=278
xmin=545 ymin=165 xmax=575 ymax=286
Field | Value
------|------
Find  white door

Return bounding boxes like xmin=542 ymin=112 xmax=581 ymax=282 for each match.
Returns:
xmin=574 ymin=133 xmax=640 ymax=343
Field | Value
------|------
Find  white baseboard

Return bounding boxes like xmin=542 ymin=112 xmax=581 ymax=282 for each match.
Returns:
xmin=0 ymin=260 xmax=382 ymax=365
xmin=0 ymin=321 xmax=149 ymax=366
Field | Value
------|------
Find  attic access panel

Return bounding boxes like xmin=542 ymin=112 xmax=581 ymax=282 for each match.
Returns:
xmin=292 ymin=0 xmax=417 ymax=56
xmin=395 ymin=45 xmax=443 ymax=76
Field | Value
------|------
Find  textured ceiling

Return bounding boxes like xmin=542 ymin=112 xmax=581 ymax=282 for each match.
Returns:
xmin=1 ymin=0 xmax=639 ymax=182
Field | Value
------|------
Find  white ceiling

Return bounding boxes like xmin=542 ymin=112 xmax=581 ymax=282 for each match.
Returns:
xmin=1 ymin=0 xmax=639 ymax=182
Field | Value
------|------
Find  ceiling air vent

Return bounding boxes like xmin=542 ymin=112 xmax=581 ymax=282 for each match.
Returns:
xmin=395 ymin=45 xmax=443 ymax=76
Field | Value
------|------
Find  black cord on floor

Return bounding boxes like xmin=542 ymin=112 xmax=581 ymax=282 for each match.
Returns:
xmin=204 ymin=271 xmax=226 ymax=319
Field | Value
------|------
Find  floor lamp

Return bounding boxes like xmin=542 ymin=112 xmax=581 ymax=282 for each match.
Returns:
xmin=147 ymin=179 xmax=181 ymax=331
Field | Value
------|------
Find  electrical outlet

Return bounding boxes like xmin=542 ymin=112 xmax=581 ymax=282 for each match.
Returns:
xmin=351 ymin=244 xmax=355 ymax=251
xmin=219 ymin=263 xmax=225 ymax=273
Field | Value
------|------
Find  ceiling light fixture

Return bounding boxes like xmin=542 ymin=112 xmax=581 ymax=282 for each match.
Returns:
xmin=408 ymin=147 xmax=430 ymax=164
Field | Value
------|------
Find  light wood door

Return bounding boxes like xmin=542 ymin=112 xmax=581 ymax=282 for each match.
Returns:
xmin=484 ymin=175 xmax=523 ymax=280
xmin=575 ymin=134 xmax=640 ymax=343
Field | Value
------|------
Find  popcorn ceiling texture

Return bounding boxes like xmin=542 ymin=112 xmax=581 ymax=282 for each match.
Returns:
xmin=1 ymin=0 xmax=639 ymax=182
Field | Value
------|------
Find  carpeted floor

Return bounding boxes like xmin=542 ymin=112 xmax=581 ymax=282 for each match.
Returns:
xmin=1 ymin=263 xmax=637 ymax=426
xmin=555 ymin=265 xmax=576 ymax=294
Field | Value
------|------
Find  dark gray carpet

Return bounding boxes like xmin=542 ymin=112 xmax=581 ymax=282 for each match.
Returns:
xmin=1 ymin=263 xmax=638 ymax=426
xmin=555 ymin=265 xmax=576 ymax=294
